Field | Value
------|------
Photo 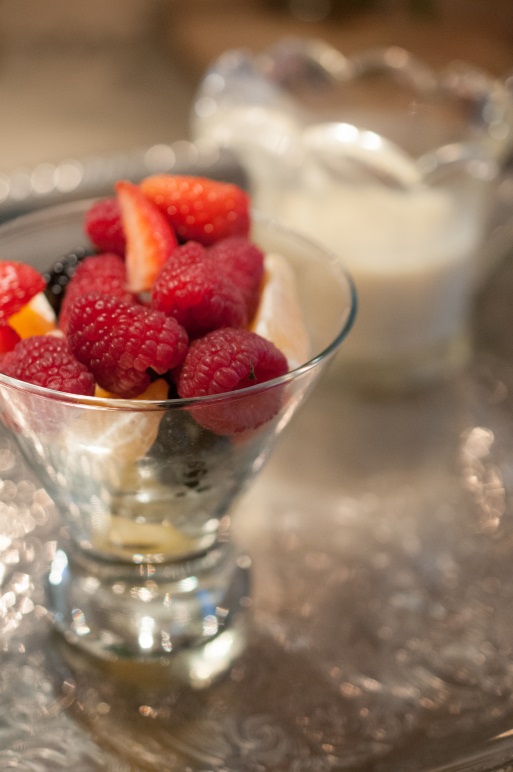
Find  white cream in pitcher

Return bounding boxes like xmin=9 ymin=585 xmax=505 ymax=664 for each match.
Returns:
xmin=276 ymin=179 xmax=483 ymax=364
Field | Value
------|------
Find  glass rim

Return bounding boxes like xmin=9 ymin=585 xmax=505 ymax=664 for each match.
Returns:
xmin=0 ymin=199 xmax=357 ymax=411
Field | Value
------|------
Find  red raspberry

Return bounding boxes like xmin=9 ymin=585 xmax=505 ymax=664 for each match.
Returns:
xmin=208 ymin=236 xmax=264 ymax=321
xmin=0 ymin=261 xmax=45 ymax=322
xmin=176 ymin=328 xmax=288 ymax=434
xmin=84 ymin=197 xmax=126 ymax=256
xmin=140 ymin=174 xmax=250 ymax=246
xmin=151 ymin=242 xmax=247 ymax=337
xmin=59 ymin=253 xmax=135 ymax=333
xmin=0 ymin=336 xmax=95 ymax=396
xmin=68 ymin=293 xmax=188 ymax=397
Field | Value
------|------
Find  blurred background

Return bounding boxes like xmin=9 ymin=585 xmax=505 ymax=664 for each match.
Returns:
xmin=0 ymin=0 xmax=512 ymax=174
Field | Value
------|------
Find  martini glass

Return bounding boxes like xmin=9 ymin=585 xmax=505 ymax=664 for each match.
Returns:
xmin=0 ymin=200 xmax=356 ymax=686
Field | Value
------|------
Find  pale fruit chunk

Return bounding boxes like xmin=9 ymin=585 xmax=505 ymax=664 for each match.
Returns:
xmin=69 ymin=378 xmax=170 ymax=464
xmin=93 ymin=515 xmax=197 ymax=559
xmin=250 ymin=252 xmax=310 ymax=370
xmin=8 ymin=292 xmax=57 ymax=338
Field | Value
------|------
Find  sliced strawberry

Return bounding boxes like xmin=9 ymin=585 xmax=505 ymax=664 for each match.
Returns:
xmin=0 ymin=261 xmax=45 ymax=322
xmin=140 ymin=174 xmax=250 ymax=246
xmin=115 ymin=180 xmax=178 ymax=293
xmin=0 ymin=324 xmax=21 ymax=355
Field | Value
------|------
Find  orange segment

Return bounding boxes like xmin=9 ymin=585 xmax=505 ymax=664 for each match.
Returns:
xmin=250 ymin=252 xmax=310 ymax=370
xmin=71 ymin=378 xmax=170 ymax=464
xmin=8 ymin=292 xmax=57 ymax=338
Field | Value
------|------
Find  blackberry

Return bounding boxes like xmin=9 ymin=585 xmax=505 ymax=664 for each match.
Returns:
xmin=150 ymin=409 xmax=222 ymax=459
xmin=148 ymin=409 xmax=232 ymax=489
xmin=43 ymin=246 xmax=95 ymax=314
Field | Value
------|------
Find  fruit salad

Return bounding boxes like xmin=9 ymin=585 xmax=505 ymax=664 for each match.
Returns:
xmin=0 ymin=175 xmax=310 ymax=436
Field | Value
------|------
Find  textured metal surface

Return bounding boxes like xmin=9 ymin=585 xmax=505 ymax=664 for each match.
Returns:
xmin=0 ymin=139 xmax=249 ymax=223
xmin=2 ymin=259 xmax=513 ymax=770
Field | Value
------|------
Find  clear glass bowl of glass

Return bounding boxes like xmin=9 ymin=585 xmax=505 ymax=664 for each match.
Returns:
xmin=0 ymin=199 xmax=356 ymax=686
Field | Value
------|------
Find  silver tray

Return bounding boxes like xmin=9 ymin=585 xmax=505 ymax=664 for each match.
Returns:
xmin=0 ymin=139 xmax=249 ymax=223
xmin=3 ymin=148 xmax=513 ymax=770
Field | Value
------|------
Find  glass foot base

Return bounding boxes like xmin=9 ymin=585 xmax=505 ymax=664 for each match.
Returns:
xmin=46 ymin=541 xmax=251 ymax=687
